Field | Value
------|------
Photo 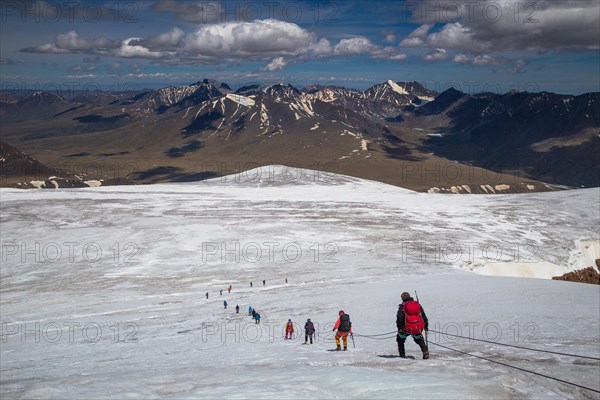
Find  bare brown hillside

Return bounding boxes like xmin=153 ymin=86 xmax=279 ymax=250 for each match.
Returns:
xmin=552 ymin=261 xmax=600 ymax=284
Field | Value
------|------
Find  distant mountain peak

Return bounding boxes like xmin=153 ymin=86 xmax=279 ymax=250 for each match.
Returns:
xmin=23 ymin=91 xmax=68 ymax=104
xmin=441 ymin=87 xmax=465 ymax=96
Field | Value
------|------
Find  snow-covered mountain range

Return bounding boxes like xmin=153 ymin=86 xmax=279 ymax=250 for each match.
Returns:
xmin=1 ymin=79 xmax=598 ymax=189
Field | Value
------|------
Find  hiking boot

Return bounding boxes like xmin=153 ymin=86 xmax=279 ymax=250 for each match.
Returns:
xmin=335 ymin=345 xmax=341 ymax=351
xmin=399 ymin=353 xmax=406 ymax=359
xmin=343 ymin=346 xmax=348 ymax=351
xmin=304 ymin=340 xmax=307 ymax=344
xmin=423 ymin=351 xmax=430 ymax=360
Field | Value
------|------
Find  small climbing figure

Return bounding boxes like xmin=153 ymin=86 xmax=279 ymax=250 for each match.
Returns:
xmin=304 ymin=319 xmax=315 ymax=344
xmin=285 ymin=319 xmax=294 ymax=339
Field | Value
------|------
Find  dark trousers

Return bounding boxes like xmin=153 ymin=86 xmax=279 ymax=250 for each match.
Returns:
xmin=305 ymin=333 xmax=313 ymax=344
xmin=397 ymin=331 xmax=428 ymax=355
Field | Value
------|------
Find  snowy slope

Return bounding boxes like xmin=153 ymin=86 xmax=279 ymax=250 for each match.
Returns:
xmin=1 ymin=166 xmax=599 ymax=399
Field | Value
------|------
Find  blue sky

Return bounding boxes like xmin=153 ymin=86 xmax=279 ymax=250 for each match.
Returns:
xmin=1 ymin=0 xmax=599 ymax=94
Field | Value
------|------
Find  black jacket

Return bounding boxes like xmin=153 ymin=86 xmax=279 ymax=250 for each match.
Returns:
xmin=304 ymin=322 xmax=315 ymax=334
xmin=396 ymin=297 xmax=428 ymax=331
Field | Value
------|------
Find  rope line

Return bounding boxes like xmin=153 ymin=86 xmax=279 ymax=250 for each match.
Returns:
xmin=347 ymin=330 xmax=600 ymax=394
xmin=354 ymin=334 xmax=396 ymax=340
xmin=353 ymin=331 xmax=397 ymax=339
xmin=428 ymin=329 xmax=600 ymax=361
xmin=351 ymin=329 xmax=600 ymax=361
xmin=353 ymin=331 xmax=397 ymax=337
xmin=429 ymin=340 xmax=600 ymax=394
xmin=319 ymin=328 xmax=599 ymax=368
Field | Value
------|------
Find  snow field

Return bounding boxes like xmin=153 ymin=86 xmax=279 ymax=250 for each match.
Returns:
xmin=1 ymin=166 xmax=598 ymax=398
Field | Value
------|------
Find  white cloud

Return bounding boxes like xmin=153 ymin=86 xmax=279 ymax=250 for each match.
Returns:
xmin=55 ymin=31 xmax=89 ymax=50
xmin=453 ymin=54 xmax=470 ymax=64
xmin=381 ymin=30 xmax=396 ymax=43
xmin=125 ymin=72 xmax=170 ymax=78
xmin=426 ymin=23 xmax=489 ymax=53
xmin=66 ymin=74 xmax=98 ymax=79
xmin=411 ymin=0 xmax=600 ymax=52
xmin=371 ymin=47 xmax=406 ymax=61
xmin=389 ymin=53 xmax=407 ymax=61
xmin=400 ymin=24 xmax=432 ymax=47
xmin=55 ymin=31 xmax=119 ymax=51
xmin=305 ymin=38 xmax=333 ymax=57
xmin=384 ymin=34 xmax=396 ymax=43
xmin=21 ymin=30 xmax=120 ymax=54
xmin=20 ymin=20 xmax=409 ymax=65
xmin=22 ymin=43 xmax=71 ymax=54
xmin=399 ymin=37 xmax=424 ymax=47
xmin=113 ymin=38 xmax=170 ymax=59
xmin=264 ymin=57 xmax=287 ymax=71
xmin=395 ymin=0 xmax=600 ymax=70
xmin=333 ymin=37 xmax=376 ymax=56
xmin=142 ymin=27 xmax=185 ymax=50
xmin=451 ymin=53 xmax=511 ymax=67
xmin=472 ymin=54 xmax=506 ymax=66
xmin=68 ymin=65 xmax=97 ymax=72
xmin=410 ymin=24 xmax=432 ymax=38
xmin=508 ymin=59 xmax=527 ymax=74
xmin=422 ymin=48 xmax=448 ymax=61
xmin=332 ymin=37 xmax=405 ymax=61
xmin=184 ymin=19 xmax=313 ymax=57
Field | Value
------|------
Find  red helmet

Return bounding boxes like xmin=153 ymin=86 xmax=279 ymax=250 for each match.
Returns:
xmin=338 ymin=310 xmax=344 ymax=316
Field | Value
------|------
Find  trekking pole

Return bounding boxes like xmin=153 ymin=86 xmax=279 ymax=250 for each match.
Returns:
xmin=415 ymin=290 xmax=428 ymax=348
xmin=351 ymin=333 xmax=356 ymax=348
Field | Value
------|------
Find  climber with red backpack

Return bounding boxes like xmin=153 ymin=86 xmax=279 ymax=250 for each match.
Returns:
xmin=333 ymin=310 xmax=352 ymax=351
xmin=396 ymin=292 xmax=429 ymax=359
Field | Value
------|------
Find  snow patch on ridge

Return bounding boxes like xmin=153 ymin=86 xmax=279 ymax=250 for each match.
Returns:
xmin=387 ymin=80 xmax=409 ymax=95
xmin=29 ymin=181 xmax=46 ymax=189
xmin=462 ymin=238 xmax=600 ymax=279
xmin=226 ymin=93 xmax=255 ymax=107
xmin=462 ymin=259 xmax=568 ymax=279
xmin=85 ymin=180 xmax=102 ymax=188
xmin=567 ymin=238 xmax=600 ymax=272
xmin=201 ymin=164 xmax=379 ymax=188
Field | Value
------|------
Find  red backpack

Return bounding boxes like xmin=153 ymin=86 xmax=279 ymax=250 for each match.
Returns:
xmin=403 ymin=301 xmax=425 ymax=335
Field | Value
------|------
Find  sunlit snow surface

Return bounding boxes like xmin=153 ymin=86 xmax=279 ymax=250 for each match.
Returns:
xmin=1 ymin=166 xmax=599 ymax=399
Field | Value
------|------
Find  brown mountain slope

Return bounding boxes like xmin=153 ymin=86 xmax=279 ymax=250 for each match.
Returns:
xmin=0 ymin=82 xmax=572 ymax=192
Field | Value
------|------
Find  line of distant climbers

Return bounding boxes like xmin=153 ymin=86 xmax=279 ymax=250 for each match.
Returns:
xmin=205 ymin=278 xmax=288 ymax=299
